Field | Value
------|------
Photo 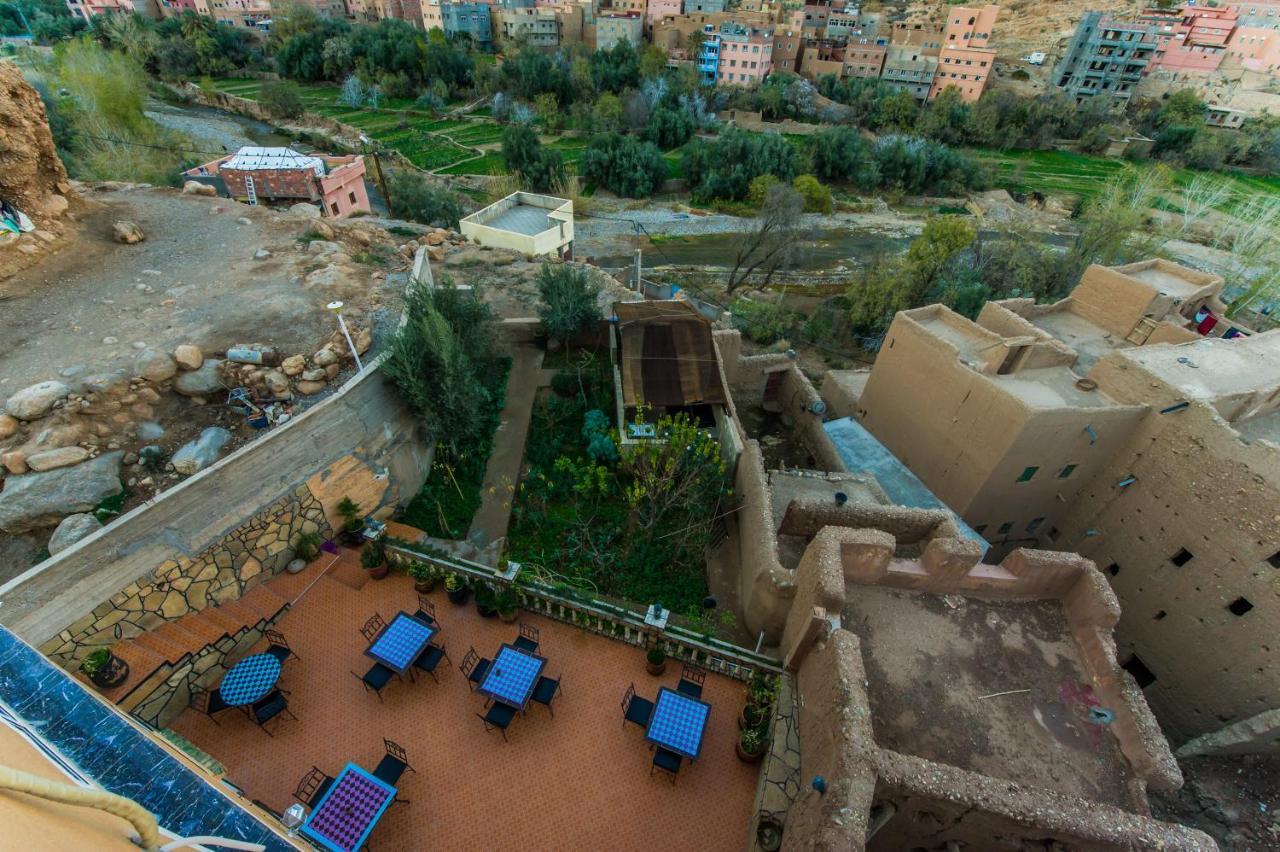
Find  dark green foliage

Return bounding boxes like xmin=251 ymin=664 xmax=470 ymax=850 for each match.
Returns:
xmin=501 ymin=123 xmax=565 ymax=192
xmin=643 ymin=105 xmax=695 ymax=150
xmin=590 ymin=40 xmax=641 ymax=94
xmin=809 ymin=126 xmax=879 ymax=188
xmin=579 ymin=133 xmax=667 ymax=197
xmin=1152 ymin=125 xmax=1199 ymax=159
xmin=259 ymin=79 xmax=304 ymax=118
xmin=682 ymin=129 xmax=800 ymax=202
xmin=871 ymin=135 xmax=987 ymax=195
xmin=537 ymin=264 xmax=602 ymax=344
xmin=499 ymin=46 xmax=576 ymax=103
xmin=386 ymin=169 xmax=465 ymax=228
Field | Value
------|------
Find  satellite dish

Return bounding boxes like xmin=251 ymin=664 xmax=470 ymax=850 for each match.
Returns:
xmin=810 ymin=399 xmax=828 ymax=416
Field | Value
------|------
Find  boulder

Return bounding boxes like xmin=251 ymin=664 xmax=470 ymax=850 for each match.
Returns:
xmin=133 ymin=348 xmax=177 ymax=383
xmin=308 ymin=239 xmax=344 ymax=256
xmin=300 ymin=368 xmax=326 ymax=382
xmin=427 ymin=246 xmax=446 ymax=262
xmin=0 ymin=414 xmax=18 ymax=439
xmin=173 ymin=344 xmax=204 ymax=371
xmin=425 ymin=231 xmax=445 ymax=246
xmin=290 ymin=202 xmax=321 ymax=219
xmin=137 ymin=422 xmax=165 ymax=441
xmin=5 ymin=380 xmax=69 ymax=421
xmin=47 ymin=513 xmax=103 ymax=555
xmin=262 ymin=370 xmax=289 ymax=396
xmin=347 ymin=228 xmax=374 ymax=246
xmin=173 ymin=359 xmax=224 ymax=397
xmin=0 ymin=450 xmax=123 ymax=533
xmin=281 ymin=354 xmax=306 ymax=376
xmin=310 ymin=220 xmax=335 ymax=240
xmin=2 ymin=451 xmax=28 ymax=474
xmin=41 ymin=194 xmax=69 ymax=219
xmin=354 ymin=328 xmax=372 ymax=355
xmin=182 ymin=180 xmax=217 ymax=197
xmin=296 ymin=380 xmax=327 ymax=396
xmin=254 ymin=248 xmax=272 ymax=260
xmin=313 ymin=347 xmax=339 ymax=367
xmin=304 ymin=264 xmax=346 ymax=290
xmin=171 ymin=426 xmax=232 ymax=476
xmin=25 ymin=446 xmax=91 ymax=472
xmin=112 ymin=220 xmax=145 ymax=244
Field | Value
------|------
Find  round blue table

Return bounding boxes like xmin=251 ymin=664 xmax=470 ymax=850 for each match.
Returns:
xmin=219 ymin=653 xmax=282 ymax=707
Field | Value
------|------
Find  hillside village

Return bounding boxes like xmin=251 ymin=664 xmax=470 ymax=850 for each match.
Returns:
xmin=0 ymin=0 xmax=1278 ymax=850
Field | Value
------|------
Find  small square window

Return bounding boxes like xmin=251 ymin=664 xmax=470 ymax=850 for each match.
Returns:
xmin=973 ymin=524 xmax=987 ymax=535
xmin=1058 ymin=464 xmax=1078 ymax=479
xmin=1106 ymin=562 xmax=1120 ymax=576
xmin=1017 ymin=466 xmax=1039 ymax=483
xmin=1228 ymin=597 xmax=1254 ymax=616
xmin=1267 ymin=550 xmax=1280 ymax=569
xmin=997 ymin=522 xmax=1013 ymax=536
xmin=1170 ymin=548 xmax=1194 ymax=567
xmin=1121 ymin=653 xmax=1156 ymax=688
xmin=1027 ymin=517 xmax=1045 ymax=534
xmin=1047 ymin=526 xmax=1060 ymax=542
xmin=1154 ymin=610 xmax=1167 ymax=620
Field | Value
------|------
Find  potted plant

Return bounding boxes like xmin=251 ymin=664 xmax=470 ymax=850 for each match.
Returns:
xmin=409 ymin=561 xmax=438 ymax=593
xmin=739 ymin=701 xmax=768 ymax=730
xmin=494 ymin=586 xmax=520 ymax=623
xmin=736 ymin=725 xmax=766 ymax=764
xmin=445 ymin=573 xmax=471 ymax=605
xmin=81 ymin=648 xmax=129 ymax=690
xmin=336 ymin=496 xmax=365 ymax=546
xmin=645 ymin=645 xmax=667 ymax=676
xmin=741 ymin=671 xmax=779 ymax=728
xmin=474 ymin=581 xmax=498 ymax=618
xmin=360 ymin=540 xmax=389 ymax=580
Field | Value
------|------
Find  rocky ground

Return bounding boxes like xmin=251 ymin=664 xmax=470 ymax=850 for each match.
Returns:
xmin=0 ymin=182 xmax=485 ymax=577
xmin=1151 ymin=754 xmax=1280 ymax=851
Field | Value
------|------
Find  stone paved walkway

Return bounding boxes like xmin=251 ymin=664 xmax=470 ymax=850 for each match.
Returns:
xmin=466 ymin=344 xmax=545 ymax=555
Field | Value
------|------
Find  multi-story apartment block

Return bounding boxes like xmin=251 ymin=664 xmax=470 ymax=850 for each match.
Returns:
xmin=842 ymin=36 xmax=886 ymax=78
xmin=928 ymin=4 xmax=998 ymax=101
xmin=881 ymin=44 xmax=939 ymax=100
xmin=1055 ymin=10 xmax=1158 ymax=106
xmin=644 ymin=0 xmax=681 ymax=34
xmin=1146 ymin=5 xmax=1237 ymax=77
xmin=771 ymin=26 xmax=804 ymax=74
xmin=1225 ymin=24 xmax=1280 ymax=72
xmin=497 ymin=3 xmax=563 ymax=46
xmin=827 ymin=259 xmax=1278 ymax=743
xmin=798 ymin=37 xmax=846 ymax=78
xmin=596 ymin=10 xmax=643 ymax=49
xmin=685 ymin=0 xmax=723 ymax=12
xmin=699 ymin=20 xmax=774 ymax=85
xmin=440 ymin=1 xmax=493 ymax=46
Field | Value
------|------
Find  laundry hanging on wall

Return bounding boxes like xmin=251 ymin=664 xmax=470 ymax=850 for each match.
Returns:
xmin=0 ymin=197 xmax=34 ymax=236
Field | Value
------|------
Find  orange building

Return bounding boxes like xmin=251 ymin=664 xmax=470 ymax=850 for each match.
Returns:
xmin=928 ymin=4 xmax=998 ymax=101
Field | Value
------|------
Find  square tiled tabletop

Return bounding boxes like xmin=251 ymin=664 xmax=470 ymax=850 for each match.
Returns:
xmin=301 ymin=763 xmax=395 ymax=852
xmin=364 ymin=611 xmax=436 ymax=674
xmin=645 ymin=686 xmax=711 ymax=759
xmin=477 ymin=643 xmax=547 ymax=710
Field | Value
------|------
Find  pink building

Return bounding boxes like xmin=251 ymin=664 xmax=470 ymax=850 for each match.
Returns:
xmin=928 ymin=4 xmax=998 ymax=101
xmin=1150 ymin=5 xmax=1237 ymax=75
xmin=65 ymin=0 xmax=138 ymax=18
xmin=645 ymin=0 xmax=682 ymax=32
xmin=711 ymin=22 xmax=775 ymax=86
xmin=1226 ymin=25 xmax=1280 ymax=73
xmin=184 ymin=148 xmax=372 ymax=219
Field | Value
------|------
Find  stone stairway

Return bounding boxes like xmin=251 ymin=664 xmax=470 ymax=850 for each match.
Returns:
xmin=100 ymin=583 xmax=291 ymax=712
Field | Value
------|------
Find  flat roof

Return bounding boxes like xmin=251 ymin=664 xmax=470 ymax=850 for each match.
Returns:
xmin=844 ymin=585 xmax=1138 ymax=809
xmin=484 ymin=203 xmax=556 ymax=237
xmin=1120 ymin=333 xmax=1280 ymax=400
xmin=1124 ymin=266 xmax=1206 ymax=299
xmin=1026 ymin=310 xmax=1124 ymax=372
xmin=995 ymin=366 xmax=1118 ymax=409
xmin=223 ymin=147 xmax=324 ymax=175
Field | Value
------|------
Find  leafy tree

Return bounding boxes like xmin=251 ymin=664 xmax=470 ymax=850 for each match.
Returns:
xmin=339 ymin=73 xmax=368 ymax=107
xmin=618 ymin=413 xmax=728 ymax=549
xmin=387 ymin=170 xmax=465 ymax=228
xmin=872 ymin=90 xmax=918 ymax=131
xmin=916 ymin=87 xmax=971 ymax=145
xmin=1152 ymin=125 xmax=1198 ymax=160
xmin=726 ymin=183 xmax=804 ymax=292
xmin=501 ymin=122 xmax=565 ymax=191
xmin=534 ymin=92 xmax=561 ymax=133
xmin=810 ymin=126 xmax=879 ymax=188
xmin=580 ymin=133 xmax=667 ymax=197
xmin=1157 ymin=89 xmax=1206 ymax=127
xmin=683 ymin=128 xmax=800 ymax=202
xmin=260 ymin=79 xmax=304 ymax=119
xmin=643 ymin=105 xmax=695 ymax=150
xmin=747 ymin=174 xmax=780 ymax=207
xmin=793 ymin=174 xmax=833 ymax=214
xmin=590 ymin=39 xmax=641 ymax=94
xmin=536 ymin=264 xmax=601 ymax=346
xmin=591 ymin=92 xmax=623 ymax=133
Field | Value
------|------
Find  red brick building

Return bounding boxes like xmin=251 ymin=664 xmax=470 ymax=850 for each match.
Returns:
xmin=184 ymin=147 xmax=371 ymax=218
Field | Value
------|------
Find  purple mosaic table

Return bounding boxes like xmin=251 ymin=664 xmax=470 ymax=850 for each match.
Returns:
xmin=300 ymin=763 xmax=395 ymax=852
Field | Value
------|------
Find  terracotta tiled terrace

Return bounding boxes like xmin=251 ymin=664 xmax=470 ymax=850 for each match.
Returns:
xmin=169 ymin=553 xmax=761 ymax=851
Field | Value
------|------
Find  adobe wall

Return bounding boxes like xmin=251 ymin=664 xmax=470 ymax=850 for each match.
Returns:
xmin=735 ymin=438 xmax=795 ymax=640
xmin=728 ymin=349 xmax=845 ymax=473
xmin=1054 ymin=355 xmax=1280 ymax=741
xmin=0 ymin=364 xmax=431 ymax=654
xmin=817 ymin=370 xmax=867 ymax=420
xmin=1070 ymin=264 xmax=1161 ymax=338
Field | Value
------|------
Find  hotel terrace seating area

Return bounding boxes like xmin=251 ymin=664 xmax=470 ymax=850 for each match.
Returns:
xmin=166 ymin=548 xmax=759 ymax=850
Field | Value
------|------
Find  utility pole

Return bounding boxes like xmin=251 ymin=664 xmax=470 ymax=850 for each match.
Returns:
xmin=360 ymin=134 xmax=393 ymax=218
xmin=634 ymin=248 xmax=643 ymax=294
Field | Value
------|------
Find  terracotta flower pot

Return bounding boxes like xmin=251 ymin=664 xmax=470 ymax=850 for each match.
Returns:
xmin=414 ymin=578 xmax=437 ymax=594
xmin=89 ymin=654 xmax=129 ymax=689
xmin=368 ymin=564 xmax=389 ymax=580
xmin=446 ymin=586 xmax=471 ymax=605
xmin=645 ymin=658 xmax=667 ymax=676
xmin=498 ymin=608 xmax=519 ymax=623
xmin=735 ymin=740 xmax=765 ymax=764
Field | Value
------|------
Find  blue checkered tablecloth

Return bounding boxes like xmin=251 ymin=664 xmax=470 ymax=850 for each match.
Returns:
xmin=219 ymin=653 xmax=282 ymax=707
xmin=365 ymin=612 xmax=436 ymax=673
xmin=646 ymin=687 xmax=711 ymax=759
xmin=301 ymin=763 xmax=395 ymax=852
xmin=478 ymin=645 xmax=546 ymax=709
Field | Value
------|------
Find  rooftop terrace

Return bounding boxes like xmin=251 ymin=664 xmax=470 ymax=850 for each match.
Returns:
xmin=167 ymin=559 xmax=759 ymax=850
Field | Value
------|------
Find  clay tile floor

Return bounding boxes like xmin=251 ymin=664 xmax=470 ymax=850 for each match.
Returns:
xmin=169 ymin=555 xmax=760 ymax=851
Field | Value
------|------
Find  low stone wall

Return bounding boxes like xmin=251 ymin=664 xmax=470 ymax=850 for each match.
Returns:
xmin=0 ymin=362 xmax=429 ymax=657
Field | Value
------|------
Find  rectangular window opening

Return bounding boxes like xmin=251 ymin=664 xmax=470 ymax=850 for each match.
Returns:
xmin=1267 ymin=550 xmax=1280 ymax=569
xmin=1170 ymin=548 xmax=1194 ymax=567
xmin=1121 ymin=653 xmax=1156 ymax=688
xmin=1058 ymin=464 xmax=1078 ymax=479
xmin=997 ymin=522 xmax=1014 ymax=536
xmin=1107 ymin=562 xmax=1120 ymax=576
xmin=1228 ymin=597 xmax=1254 ymax=616
xmin=1153 ymin=610 xmax=1167 ymax=621
xmin=1027 ymin=517 xmax=1045 ymax=534
xmin=1016 ymin=466 xmax=1039 ymax=483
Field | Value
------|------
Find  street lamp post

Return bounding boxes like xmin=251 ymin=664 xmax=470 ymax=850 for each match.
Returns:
xmin=327 ymin=300 xmax=364 ymax=372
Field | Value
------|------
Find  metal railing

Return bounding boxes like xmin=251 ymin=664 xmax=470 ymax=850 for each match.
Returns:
xmin=386 ymin=541 xmax=782 ymax=680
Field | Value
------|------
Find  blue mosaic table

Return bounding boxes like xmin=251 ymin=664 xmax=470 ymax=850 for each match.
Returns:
xmin=301 ymin=763 xmax=396 ymax=852
xmin=645 ymin=686 xmax=711 ymax=759
xmin=477 ymin=644 xmax=547 ymax=710
xmin=364 ymin=611 xmax=436 ymax=674
xmin=219 ymin=653 xmax=282 ymax=707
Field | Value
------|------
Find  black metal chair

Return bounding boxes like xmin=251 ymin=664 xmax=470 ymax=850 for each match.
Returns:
xmin=621 ymin=682 xmax=653 ymax=730
xmin=677 ymin=663 xmax=706 ymax=699
xmin=478 ymin=703 xmax=517 ymax=741
xmin=294 ymin=767 xmax=334 ymax=808
xmin=414 ymin=595 xmax=438 ymax=628
xmin=513 ymin=622 xmax=540 ymax=654
xmin=263 ymin=628 xmax=298 ymax=664
xmin=460 ymin=647 xmax=491 ymax=691
xmin=190 ymin=685 xmax=236 ymax=724
xmin=651 ymin=747 xmax=681 ymax=784
xmin=372 ymin=739 xmax=415 ymax=803
xmin=250 ymin=689 xmax=296 ymax=737
xmin=360 ymin=613 xmax=387 ymax=643
xmin=531 ymin=673 xmax=562 ymax=716
xmin=412 ymin=642 xmax=451 ymax=683
xmin=352 ymin=663 xmax=400 ymax=701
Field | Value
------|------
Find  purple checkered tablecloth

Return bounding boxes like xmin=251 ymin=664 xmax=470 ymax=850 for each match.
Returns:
xmin=646 ymin=687 xmax=711 ymax=759
xmin=302 ymin=764 xmax=395 ymax=852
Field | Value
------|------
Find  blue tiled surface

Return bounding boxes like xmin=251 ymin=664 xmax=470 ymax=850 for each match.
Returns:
xmin=479 ymin=645 xmax=546 ymax=708
xmin=365 ymin=612 xmax=435 ymax=673
xmin=220 ymin=653 xmax=282 ymax=706
xmin=0 ymin=626 xmax=293 ymax=851
xmin=646 ymin=687 xmax=710 ymax=759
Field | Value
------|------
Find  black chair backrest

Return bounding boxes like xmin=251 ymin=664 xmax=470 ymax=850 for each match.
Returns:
xmin=622 ymin=682 xmax=636 ymax=712
xmin=192 ymin=685 xmax=227 ymax=715
xmin=416 ymin=595 xmax=435 ymax=619
xmin=294 ymin=767 xmax=328 ymax=804
xmin=460 ymin=646 xmax=480 ymax=678
xmin=264 ymin=628 xmax=289 ymax=649
xmin=253 ymin=690 xmax=286 ymax=723
xmin=384 ymin=738 xmax=410 ymax=767
xmin=681 ymin=664 xmax=706 ymax=686
xmin=361 ymin=613 xmax=386 ymax=643
xmin=518 ymin=622 xmax=539 ymax=643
